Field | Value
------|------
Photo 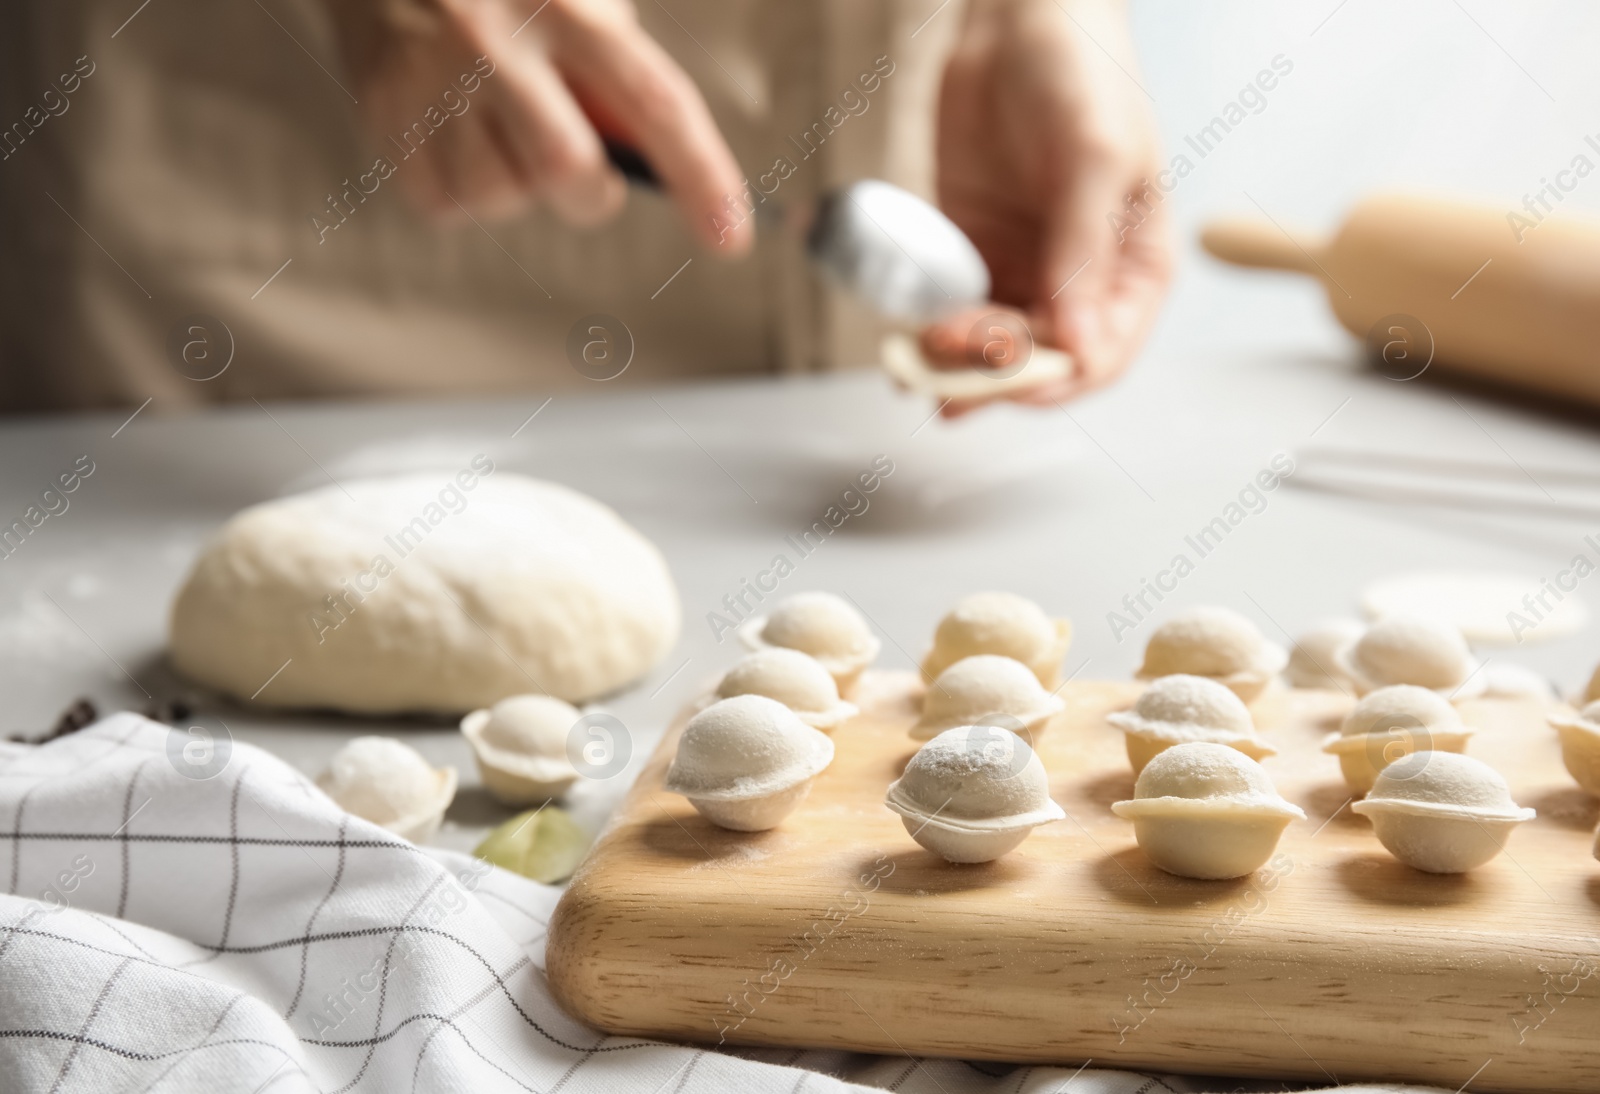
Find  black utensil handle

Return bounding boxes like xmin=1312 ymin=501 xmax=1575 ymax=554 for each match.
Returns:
xmin=603 ymin=140 xmax=659 ymax=188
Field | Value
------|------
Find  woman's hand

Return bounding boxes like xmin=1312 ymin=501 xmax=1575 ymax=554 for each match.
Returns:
xmin=922 ymin=0 xmax=1172 ymax=413
xmin=326 ymin=0 xmax=752 ymax=253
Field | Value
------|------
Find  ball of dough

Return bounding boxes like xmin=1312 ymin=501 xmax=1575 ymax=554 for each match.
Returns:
xmin=715 ymin=648 xmax=856 ymax=731
xmin=739 ymin=592 xmax=880 ymax=688
xmin=912 ymin=655 xmax=1065 ymax=740
xmin=317 ymin=736 xmax=456 ymax=842
xmin=1351 ymin=751 xmax=1534 ymax=873
xmin=920 ymin=592 xmax=1071 ymax=688
xmin=1110 ymin=742 xmax=1303 ymax=880
xmin=884 ymin=726 xmax=1065 ymax=862
xmin=1339 ymin=615 xmax=1480 ymax=697
xmin=1584 ymin=662 xmax=1600 ymax=705
xmin=1285 ymin=618 xmax=1363 ymax=690
xmin=1136 ymin=607 xmax=1286 ymax=702
xmin=169 ymin=473 xmax=680 ymax=714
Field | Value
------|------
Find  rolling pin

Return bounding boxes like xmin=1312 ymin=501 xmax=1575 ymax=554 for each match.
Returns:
xmin=1202 ymin=193 xmax=1600 ymax=407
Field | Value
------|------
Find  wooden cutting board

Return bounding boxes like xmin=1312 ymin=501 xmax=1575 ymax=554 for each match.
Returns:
xmin=547 ymin=672 xmax=1600 ymax=1093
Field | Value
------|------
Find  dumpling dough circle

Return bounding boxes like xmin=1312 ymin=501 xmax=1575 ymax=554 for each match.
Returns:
xmin=169 ymin=473 xmax=680 ymax=715
xmin=1361 ymin=570 xmax=1587 ymax=646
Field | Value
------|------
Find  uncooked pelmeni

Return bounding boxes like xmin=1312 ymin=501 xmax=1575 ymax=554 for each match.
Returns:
xmin=316 ymin=736 xmax=456 ymax=843
xmin=1136 ymin=607 xmax=1286 ymax=702
xmin=1285 ymin=618 xmax=1364 ymax=690
xmin=1107 ymin=674 xmax=1275 ymax=776
xmin=1361 ymin=570 xmax=1588 ymax=645
xmin=1549 ymin=701 xmax=1600 ymax=796
xmin=1322 ymin=685 xmax=1473 ymax=794
xmin=1351 ymin=752 xmax=1534 ymax=873
xmin=1111 ymin=742 xmax=1304 ymax=880
xmin=1481 ymin=663 xmax=1555 ymax=701
xmin=739 ymin=592 xmax=880 ymax=692
xmin=461 ymin=694 xmax=581 ymax=806
xmin=912 ymin=655 xmax=1065 ymax=740
xmin=920 ymin=591 xmax=1072 ymax=689
xmin=885 ymin=726 xmax=1065 ymax=863
xmin=169 ymin=472 xmax=680 ymax=714
xmin=665 ymin=695 xmax=834 ymax=831
xmin=714 ymin=648 xmax=857 ymax=732
xmin=1337 ymin=615 xmax=1483 ymax=698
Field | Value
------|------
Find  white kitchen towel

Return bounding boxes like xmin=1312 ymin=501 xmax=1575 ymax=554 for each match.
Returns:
xmin=0 ymin=714 xmax=1442 ymax=1094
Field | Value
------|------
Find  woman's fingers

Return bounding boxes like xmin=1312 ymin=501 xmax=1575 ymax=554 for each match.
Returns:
xmin=552 ymin=4 xmax=753 ymax=254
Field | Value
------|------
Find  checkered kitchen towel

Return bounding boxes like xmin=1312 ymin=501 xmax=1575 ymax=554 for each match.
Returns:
xmin=0 ymin=714 xmax=1441 ymax=1093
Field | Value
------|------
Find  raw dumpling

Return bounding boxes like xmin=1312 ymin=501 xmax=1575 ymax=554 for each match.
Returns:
xmin=1107 ymin=674 xmax=1274 ymax=776
xmin=739 ymin=592 xmax=880 ymax=692
xmin=317 ymin=736 xmax=456 ymax=843
xmin=461 ymin=694 xmax=582 ymax=806
xmin=1351 ymin=752 xmax=1533 ymax=873
xmin=1111 ymin=742 xmax=1304 ymax=879
xmin=885 ymin=725 xmax=1064 ymax=863
xmin=1321 ymin=685 xmax=1473 ymax=794
xmin=1285 ymin=618 xmax=1363 ymax=690
xmin=1549 ymin=700 xmax=1600 ymax=796
xmin=920 ymin=592 xmax=1072 ymax=689
xmin=912 ymin=655 xmax=1064 ymax=740
xmin=715 ymin=648 xmax=858 ymax=731
xmin=665 ymin=695 xmax=834 ymax=831
xmin=1136 ymin=607 xmax=1286 ymax=703
xmin=1336 ymin=615 xmax=1483 ymax=698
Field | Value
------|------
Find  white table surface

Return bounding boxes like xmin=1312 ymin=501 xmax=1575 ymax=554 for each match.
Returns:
xmin=3 ymin=0 xmax=1599 ymax=858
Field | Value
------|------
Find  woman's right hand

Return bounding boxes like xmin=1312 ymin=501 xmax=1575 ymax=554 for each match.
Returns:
xmin=327 ymin=0 xmax=752 ymax=254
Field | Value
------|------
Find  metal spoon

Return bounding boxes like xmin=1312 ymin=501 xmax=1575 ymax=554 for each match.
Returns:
xmin=605 ymin=142 xmax=989 ymax=323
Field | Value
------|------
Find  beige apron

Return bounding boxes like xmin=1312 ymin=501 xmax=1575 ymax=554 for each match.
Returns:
xmin=0 ymin=0 xmax=959 ymax=412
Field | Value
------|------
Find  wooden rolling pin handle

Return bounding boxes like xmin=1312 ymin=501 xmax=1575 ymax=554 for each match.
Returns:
xmin=1201 ymin=218 xmax=1326 ymax=275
